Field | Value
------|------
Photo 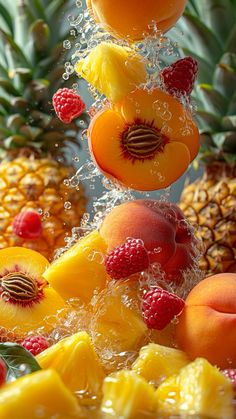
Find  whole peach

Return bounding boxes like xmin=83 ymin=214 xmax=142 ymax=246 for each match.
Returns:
xmin=100 ymin=200 xmax=196 ymax=281
xmin=87 ymin=0 xmax=187 ymax=41
xmin=175 ymin=273 xmax=236 ymax=368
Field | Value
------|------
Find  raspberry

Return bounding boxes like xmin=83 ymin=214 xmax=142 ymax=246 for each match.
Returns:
xmin=52 ymin=88 xmax=86 ymax=124
xmin=142 ymin=288 xmax=185 ymax=330
xmin=105 ymin=238 xmax=150 ymax=279
xmin=21 ymin=335 xmax=49 ymax=356
xmin=13 ymin=210 xmax=42 ymax=240
xmin=0 ymin=358 xmax=7 ymax=386
xmin=222 ymin=369 xmax=236 ymax=391
xmin=161 ymin=56 xmax=198 ymax=96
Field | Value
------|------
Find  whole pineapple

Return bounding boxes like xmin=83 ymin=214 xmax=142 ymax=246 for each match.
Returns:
xmin=172 ymin=0 xmax=236 ymax=275
xmin=0 ymin=0 xmax=88 ymax=260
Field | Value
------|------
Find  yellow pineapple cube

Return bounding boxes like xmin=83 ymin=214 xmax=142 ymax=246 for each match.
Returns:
xmin=101 ymin=370 xmax=156 ymax=418
xmin=36 ymin=331 xmax=105 ymax=404
xmin=43 ymin=230 xmax=109 ymax=303
xmin=0 ymin=369 xmax=83 ymax=419
xmin=156 ymin=358 xmax=234 ymax=418
xmin=91 ymin=281 xmax=148 ymax=354
xmin=132 ymin=343 xmax=189 ymax=385
xmin=75 ymin=42 xmax=147 ymax=102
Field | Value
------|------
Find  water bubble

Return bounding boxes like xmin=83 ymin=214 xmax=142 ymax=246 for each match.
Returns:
xmin=64 ymin=201 xmax=72 ymax=210
xmin=63 ymin=40 xmax=71 ymax=50
xmin=63 ymin=179 xmax=70 ymax=187
xmin=62 ymin=73 xmax=69 ymax=80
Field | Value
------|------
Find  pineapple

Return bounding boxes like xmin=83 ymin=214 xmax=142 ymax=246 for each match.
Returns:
xmin=172 ymin=0 xmax=236 ymax=275
xmin=0 ymin=0 xmax=88 ymax=260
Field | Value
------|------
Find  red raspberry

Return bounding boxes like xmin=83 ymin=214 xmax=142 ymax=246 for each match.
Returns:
xmin=53 ymin=88 xmax=86 ymax=124
xmin=0 ymin=358 xmax=7 ymax=386
xmin=222 ymin=369 xmax=236 ymax=391
xmin=21 ymin=335 xmax=49 ymax=356
xmin=142 ymin=288 xmax=185 ymax=330
xmin=105 ymin=238 xmax=150 ymax=280
xmin=161 ymin=56 xmax=198 ymax=96
xmin=13 ymin=210 xmax=42 ymax=240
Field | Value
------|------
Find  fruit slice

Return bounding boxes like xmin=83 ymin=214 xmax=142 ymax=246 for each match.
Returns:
xmin=90 ymin=280 xmax=147 ymax=354
xmin=132 ymin=343 xmax=189 ymax=385
xmin=75 ymin=42 xmax=147 ymax=103
xmin=0 ymin=247 xmax=66 ymax=337
xmin=43 ymin=230 xmax=109 ymax=303
xmin=36 ymin=332 xmax=105 ymax=405
xmin=0 ymin=369 xmax=83 ymax=419
xmin=156 ymin=358 xmax=234 ymax=418
xmin=101 ymin=370 xmax=156 ymax=418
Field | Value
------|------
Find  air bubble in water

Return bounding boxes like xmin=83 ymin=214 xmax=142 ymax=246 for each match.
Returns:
xmin=63 ymin=40 xmax=71 ymax=49
xmin=64 ymin=201 xmax=72 ymax=210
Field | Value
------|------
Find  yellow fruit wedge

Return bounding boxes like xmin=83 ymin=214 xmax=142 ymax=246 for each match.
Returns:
xmin=36 ymin=331 xmax=105 ymax=405
xmin=132 ymin=343 xmax=189 ymax=385
xmin=91 ymin=281 xmax=148 ymax=354
xmin=75 ymin=42 xmax=147 ymax=102
xmin=43 ymin=230 xmax=109 ymax=303
xmin=101 ymin=370 xmax=156 ymax=418
xmin=0 ymin=369 xmax=83 ymax=419
xmin=156 ymin=358 xmax=234 ymax=418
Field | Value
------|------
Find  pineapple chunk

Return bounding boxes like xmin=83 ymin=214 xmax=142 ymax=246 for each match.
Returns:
xmin=36 ymin=331 xmax=105 ymax=404
xmin=75 ymin=42 xmax=147 ymax=102
xmin=132 ymin=343 xmax=189 ymax=385
xmin=43 ymin=230 xmax=109 ymax=302
xmin=91 ymin=281 xmax=147 ymax=353
xmin=101 ymin=370 xmax=156 ymax=418
xmin=156 ymin=358 xmax=234 ymax=418
xmin=0 ymin=369 xmax=83 ymax=419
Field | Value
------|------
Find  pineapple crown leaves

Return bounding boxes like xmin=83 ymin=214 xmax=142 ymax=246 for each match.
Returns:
xmin=0 ymin=0 xmax=89 ymax=163
xmin=170 ymin=0 xmax=236 ymax=164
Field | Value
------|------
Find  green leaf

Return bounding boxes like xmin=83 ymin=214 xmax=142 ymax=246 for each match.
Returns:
xmin=212 ymin=131 xmax=236 ymax=149
xmin=213 ymin=59 xmax=236 ymax=99
xmin=0 ymin=342 xmax=41 ymax=381
xmin=195 ymin=110 xmax=222 ymax=132
xmin=14 ymin=2 xmax=34 ymax=51
xmin=0 ymin=29 xmax=31 ymax=68
xmin=29 ymin=0 xmax=47 ymax=21
xmin=222 ymin=115 xmax=236 ymax=129
xmin=0 ymin=78 xmax=20 ymax=95
xmin=46 ymin=0 xmax=67 ymax=21
xmin=190 ymin=0 xmax=235 ymax=45
xmin=177 ymin=12 xmax=223 ymax=65
xmin=0 ymin=3 xmax=14 ymax=35
xmin=197 ymin=84 xmax=228 ymax=116
xmin=30 ymin=20 xmax=50 ymax=54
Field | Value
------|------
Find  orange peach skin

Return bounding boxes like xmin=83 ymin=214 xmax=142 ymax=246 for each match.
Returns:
xmin=88 ymin=88 xmax=199 ymax=191
xmin=86 ymin=0 xmax=188 ymax=41
xmin=175 ymin=273 xmax=236 ymax=368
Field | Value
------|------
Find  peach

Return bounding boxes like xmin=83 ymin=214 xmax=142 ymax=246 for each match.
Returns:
xmin=88 ymin=88 xmax=200 ymax=191
xmin=175 ymin=273 xmax=236 ymax=368
xmin=86 ymin=0 xmax=187 ymax=41
xmin=100 ymin=200 xmax=197 ymax=282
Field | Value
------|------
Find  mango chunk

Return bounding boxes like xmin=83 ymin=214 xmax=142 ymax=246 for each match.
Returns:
xmin=132 ymin=343 xmax=189 ymax=385
xmin=101 ymin=370 xmax=156 ymax=418
xmin=156 ymin=358 xmax=234 ymax=418
xmin=43 ymin=230 xmax=109 ymax=302
xmin=0 ymin=369 xmax=83 ymax=419
xmin=36 ymin=331 xmax=105 ymax=404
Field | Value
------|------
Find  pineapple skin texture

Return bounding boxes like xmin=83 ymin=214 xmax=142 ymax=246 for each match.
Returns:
xmin=156 ymin=357 xmax=234 ymax=418
xmin=101 ymin=370 xmax=156 ymax=418
xmin=180 ymin=165 xmax=236 ymax=276
xmin=36 ymin=331 xmax=105 ymax=404
xmin=0 ymin=157 xmax=86 ymax=261
xmin=43 ymin=230 xmax=109 ymax=302
xmin=132 ymin=343 xmax=189 ymax=385
xmin=0 ymin=369 xmax=83 ymax=419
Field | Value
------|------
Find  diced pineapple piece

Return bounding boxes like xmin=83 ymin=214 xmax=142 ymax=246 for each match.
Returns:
xmin=43 ymin=230 xmax=109 ymax=303
xmin=91 ymin=281 xmax=148 ymax=353
xmin=101 ymin=370 xmax=156 ymax=418
xmin=156 ymin=358 xmax=234 ymax=418
xmin=75 ymin=42 xmax=147 ymax=103
xmin=0 ymin=369 xmax=83 ymax=419
xmin=36 ymin=331 xmax=105 ymax=404
xmin=132 ymin=343 xmax=189 ymax=385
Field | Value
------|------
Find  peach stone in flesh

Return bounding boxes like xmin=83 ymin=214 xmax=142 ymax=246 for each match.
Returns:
xmin=88 ymin=88 xmax=200 ymax=191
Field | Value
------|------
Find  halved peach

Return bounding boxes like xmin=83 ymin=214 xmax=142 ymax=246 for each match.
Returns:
xmin=88 ymin=88 xmax=199 ymax=191
xmin=0 ymin=247 xmax=66 ymax=337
